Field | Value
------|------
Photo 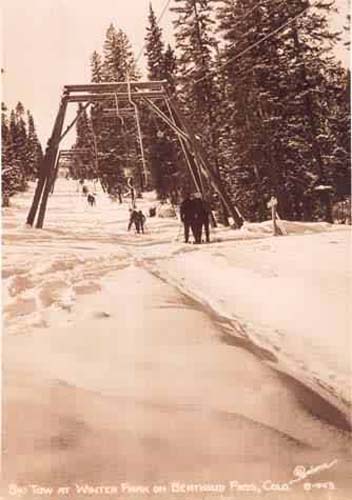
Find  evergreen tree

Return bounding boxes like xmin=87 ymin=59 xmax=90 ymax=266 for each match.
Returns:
xmin=144 ymin=3 xmax=184 ymax=200
xmin=90 ymin=51 xmax=103 ymax=83
xmin=1 ymin=103 xmax=13 ymax=169
xmin=2 ymin=103 xmax=24 ymax=204
xmin=145 ymin=3 xmax=165 ymax=80
xmin=70 ymin=104 xmax=96 ymax=181
xmin=26 ymin=111 xmax=43 ymax=180
xmin=163 ymin=43 xmax=177 ymax=93
xmin=102 ymin=24 xmax=139 ymax=81
xmin=9 ymin=104 xmax=28 ymax=191
xmin=88 ymin=24 xmax=141 ymax=193
xmin=172 ymin=0 xmax=218 ymax=130
xmin=172 ymin=0 xmax=230 ymax=221
xmin=2 ymin=101 xmax=44 ymax=205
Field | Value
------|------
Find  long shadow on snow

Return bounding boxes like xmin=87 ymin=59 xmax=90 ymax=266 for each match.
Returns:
xmin=144 ymin=263 xmax=352 ymax=435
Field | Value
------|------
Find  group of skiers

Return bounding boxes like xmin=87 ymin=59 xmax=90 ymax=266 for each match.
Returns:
xmin=180 ymin=193 xmax=211 ymax=244
xmin=81 ymin=181 xmax=211 ymax=243
xmin=128 ymin=208 xmax=146 ymax=234
xmin=128 ymin=193 xmax=212 ymax=243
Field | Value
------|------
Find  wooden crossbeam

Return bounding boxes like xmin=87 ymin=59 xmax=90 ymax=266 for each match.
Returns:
xmin=103 ymin=107 xmax=135 ymax=112
xmin=59 ymin=149 xmax=92 ymax=157
xmin=67 ymin=91 xmax=165 ymax=103
xmin=102 ymin=112 xmax=135 ymax=119
xmin=60 ymin=148 xmax=92 ymax=153
xmin=64 ymin=81 xmax=167 ymax=93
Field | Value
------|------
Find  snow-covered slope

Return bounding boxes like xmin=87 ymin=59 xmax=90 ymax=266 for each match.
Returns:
xmin=2 ymin=179 xmax=351 ymax=413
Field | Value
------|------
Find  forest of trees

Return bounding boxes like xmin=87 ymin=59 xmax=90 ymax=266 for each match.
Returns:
xmin=1 ymin=102 xmax=43 ymax=206
xmin=169 ymin=0 xmax=350 ymax=221
xmin=3 ymin=1 xmax=350 ymax=222
xmin=72 ymin=0 xmax=350 ymax=222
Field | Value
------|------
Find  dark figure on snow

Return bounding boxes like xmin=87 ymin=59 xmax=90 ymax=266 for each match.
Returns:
xmin=138 ymin=210 xmax=146 ymax=234
xmin=128 ymin=208 xmax=141 ymax=234
xmin=180 ymin=194 xmax=195 ymax=243
xmin=192 ymin=194 xmax=211 ymax=243
xmin=117 ymin=185 xmax=123 ymax=204
xmin=82 ymin=185 xmax=89 ymax=196
xmin=87 ymin=193 xmax=96 ymax=207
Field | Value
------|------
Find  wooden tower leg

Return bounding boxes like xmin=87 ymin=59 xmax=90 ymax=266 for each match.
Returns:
xmin=26 ymin=160 xmax=50 ymax=226
xmin=26 ymin=96 xmax=68 ymax=228
xmin=36 ymin=98 xmax=68 ymax=228
xmin=27 ymin=96 xmax=68 ymax=227
xmin=50 ymin=152 xmax=61 ymax=195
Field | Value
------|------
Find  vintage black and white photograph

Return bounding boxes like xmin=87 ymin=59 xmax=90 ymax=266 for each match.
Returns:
xmin=1 ymin=1 xmax=351 ymax=499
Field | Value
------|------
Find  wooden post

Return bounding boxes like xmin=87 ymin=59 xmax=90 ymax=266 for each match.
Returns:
xmin=267 ymin=196 xmax=282 ymax=236
xmin=50 ymin=152 xmax=61 ymax=194
xmin=35 ymin=96 xmax=68 ymax=228
xmin=26 ymin=149 xmax=51 ymax=226
xmin=27 ymin=94 xmax=69 ymax=226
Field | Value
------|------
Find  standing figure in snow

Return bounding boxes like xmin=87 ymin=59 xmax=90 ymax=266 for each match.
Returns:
xmin=128 ymin=208 xmax=141 ymax=234
xmin=180 ymin=193 xmax=195 ymax=243
xmin=192 ymin=194 xmax=211 ymax=243
xmin=138 ymin=210 xmax=146 ymax=234
xmin=191 ymin=193 xmax=203 ymax=244
xmin=117 ymin=184 xmax=123 ymax=204
xmin=200 ymin=197 xmax=211 ymax=243
xmin=87 ymin=193 xmax=96 ymax=207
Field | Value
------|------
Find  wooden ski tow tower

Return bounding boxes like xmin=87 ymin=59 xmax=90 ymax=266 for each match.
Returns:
xmin=27 ymin=80 xmax=243 ymax=229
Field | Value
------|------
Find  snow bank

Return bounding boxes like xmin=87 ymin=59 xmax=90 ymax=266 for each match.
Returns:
xmin=149 ymin=228 xmax=351 ymax=408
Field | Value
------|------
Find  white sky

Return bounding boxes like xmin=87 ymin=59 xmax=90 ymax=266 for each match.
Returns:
xmin=1 ymin=0 xmax=350 ymax=147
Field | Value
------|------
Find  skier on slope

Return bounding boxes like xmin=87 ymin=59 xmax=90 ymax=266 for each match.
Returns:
xmin=195 ymin=194 xmax=211 ymax=243
xmin=180 ymin=193 xmax=196 ymax=243
xmin=138 ymin=210 xmax=146 ymax=234
xmin=87 ymin=193 xmax=96 ymax=207
xmin=128 ymin=208 xmax=141 ymax=234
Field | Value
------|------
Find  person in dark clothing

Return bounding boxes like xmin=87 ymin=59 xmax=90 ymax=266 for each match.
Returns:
xmin=138 ymin=210 xmax=146 ymax=234
xmin=128 ymin=208 xmax=140 ymax=233
xmin=180 ymin=194 xmax=195 ymax=243
xmin=191 ymin=194 xmax=204 ymax=244
xmin=201 ymin=199 xmax=211 ymax=243
xmin=192 ymin=194 xmax=211 ymax=243
xmin=87 ymin=193 xmax=96 ymax=206
xmin=117 ymin=185 xmax=123 ymax=204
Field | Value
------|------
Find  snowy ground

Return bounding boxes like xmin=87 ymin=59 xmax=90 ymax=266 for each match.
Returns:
xmin=1 ymin=179 xmax=351 ymax=499
xmin=146 ymin=223 xmax=351 ymax=408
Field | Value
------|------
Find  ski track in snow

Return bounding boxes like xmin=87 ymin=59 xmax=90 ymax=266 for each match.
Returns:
xmin=2 ymin=180 xmax=351 ymax=421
